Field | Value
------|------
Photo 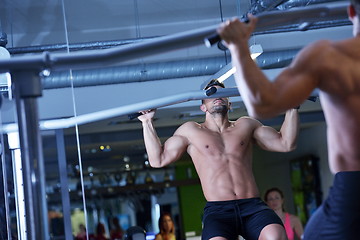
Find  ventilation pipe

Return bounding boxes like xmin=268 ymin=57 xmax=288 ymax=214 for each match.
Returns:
xmin=251 ymin=0 xmax=342 ymax=13
xmin=42 ymin=56 xmax=230 ymax=89
xmin=41 ymin=48 xmax=299 ymax=90
xmin=248 ymin=0 xmax=350 ymax=34
xmin=275 ymin=0 xmax=341 ymax=10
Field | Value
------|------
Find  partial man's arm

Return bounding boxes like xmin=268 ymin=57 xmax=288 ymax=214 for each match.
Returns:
xmin=138 ymin=109 xmax=189 ymax=168
xmin=253 ymin=109 xmax=299 ymax=152
xmin=217 ymin=16 xmax=320 ymax=118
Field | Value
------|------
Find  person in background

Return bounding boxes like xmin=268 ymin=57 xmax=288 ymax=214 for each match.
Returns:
xmin=110 ymin=217 xmax=124 ymax=240
xmin=264 ymin=188 xmax=304 ymax=240
xmin=155 ymin=212 xmax=176 ymax=240
xmin=75 ymin=224 xmax=87 ymax=240
xmin=95 ymin=222 xmax=108 ymax=240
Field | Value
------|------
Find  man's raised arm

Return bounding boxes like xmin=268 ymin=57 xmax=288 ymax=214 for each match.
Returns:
xmin=253 ymin=109 xmax=299 ymax=152
xmin=217 ymin=16 xmax=318 ymax=119
xmin=138 ymin=109 xmax=189 ymax=168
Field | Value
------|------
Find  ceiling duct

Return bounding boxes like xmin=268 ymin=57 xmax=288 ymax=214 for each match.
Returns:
xmin=257 ymin=48 xmax=299 ymax=69
xmin=251 ymin=0 xmax=342 ymax=13
xmin=249 ymin=0 xmax=288 ymax=14
xmin=41 ymin=48 xmax=299 ymax=90
xmin=248 ymin=0 xmax=350 ymax=34
xmin=275 ymin=0 xmax=341 ymax=10
xmin=42 ymin=56 xmax=230 ymax=89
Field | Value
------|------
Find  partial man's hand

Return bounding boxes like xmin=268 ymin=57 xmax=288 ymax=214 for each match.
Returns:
xmin=217 ymin=14 xmax=258 ymax=49
xmin=137 ymin=109 xmax=156 ymax=122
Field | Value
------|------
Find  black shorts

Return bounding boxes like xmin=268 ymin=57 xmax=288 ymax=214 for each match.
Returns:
xmin=303 ymin=171 xmax=360 ymax=240
xmin=202 ymin=197 xmax=283 ymax=240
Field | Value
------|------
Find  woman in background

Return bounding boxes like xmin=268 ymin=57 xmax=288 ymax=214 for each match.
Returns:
xmin=75 ymin=224 xmax=87 ymax=240
xmin=264 ymin=187 xmax=304 ymax=240
xmin=155 ymin=212 xmax=176 ymax=240
xmin=110 ymin=217 xmax=124 ymax=240
xmin=95 ymin=222 xmax=108 ymax=240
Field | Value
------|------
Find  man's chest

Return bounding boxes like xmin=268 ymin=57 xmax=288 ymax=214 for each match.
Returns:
xmin=188 ymin=128 xmax=253 ymax=155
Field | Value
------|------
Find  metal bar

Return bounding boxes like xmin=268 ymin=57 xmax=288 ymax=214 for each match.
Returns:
xmin=206 ymin=2 xmax=349 ymax=46
xmin=55 ymin=129 xmax=73 ymax=240
xmin=1 ymin=88 xmax=240 ymax=132
xmin=0 ymin=24 xmax=218 ymax=72
xmin=8 ymin=132 xmax=27 ymax=240
xmin=12 ymin=71 xmax=49 ymax=240
xmin=1 ymin=87 xmax=320 ymax=133
xmin=8 ymin=37 xmax=156 ymax=55
xmin=1 ymin=134 xmax=12 ymax=240
xmin=0 ymin=3 xmax=348 ymax=73
xmin=41 ymin=88 xmax=240 ymax=129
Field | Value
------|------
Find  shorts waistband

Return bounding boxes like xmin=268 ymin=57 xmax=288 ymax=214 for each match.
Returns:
xmin=206 ymin=197 xmax=261 ymax=205
xmin=335 ymin=171 xmax=360 ymax=178
xmin=333 ymin=171 xmax=360 ymax=193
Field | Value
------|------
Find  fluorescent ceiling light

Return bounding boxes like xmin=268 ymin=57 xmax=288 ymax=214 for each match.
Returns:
xmin=217 ymin=67 xmax=236 ymax=82
xmin=250 ymin=44 xmax=263 ymax=59
xmin=218 ymin=44 xmax=263 ymax=83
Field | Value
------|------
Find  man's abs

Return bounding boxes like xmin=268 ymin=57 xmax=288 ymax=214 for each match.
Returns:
xmin=195 ymin=161 xmax=260 ymax=201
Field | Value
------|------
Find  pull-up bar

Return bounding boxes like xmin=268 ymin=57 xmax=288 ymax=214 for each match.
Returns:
xmin=0 ymin=2 xmax=348 ymax=72
xmin=1 ymin=88 xmax=241 ymax=133
xmin=1 ymin=86 xmax=319 ymax=133
xmin=205 ymin=2 xmax=349 ymax=46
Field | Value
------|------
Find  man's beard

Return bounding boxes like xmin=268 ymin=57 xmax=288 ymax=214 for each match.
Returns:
xmin=210 ymin=105 xmax=228 ymax=116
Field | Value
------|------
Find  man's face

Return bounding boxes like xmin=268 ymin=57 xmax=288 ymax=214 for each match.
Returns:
xmin=202 ymin=86 xmax=230 ymax=115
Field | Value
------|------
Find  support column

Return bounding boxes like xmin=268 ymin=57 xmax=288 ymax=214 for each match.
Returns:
xmin=12 ymin=70 xmax=49 ymax=240
xmin=55 ymin=129 xmax=73 ymax=240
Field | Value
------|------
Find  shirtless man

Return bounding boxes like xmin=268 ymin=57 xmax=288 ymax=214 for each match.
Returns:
xmin=138 ymin=80 xmax=299 ymax=240
xmin=217 ymin=0 xmax=360 ymax=239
